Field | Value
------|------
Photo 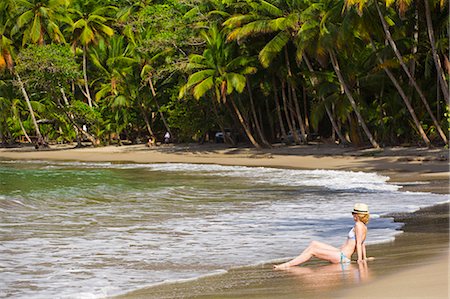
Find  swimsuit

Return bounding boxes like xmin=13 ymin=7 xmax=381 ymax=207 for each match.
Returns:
xmin=340 ymin=252 xmax=351 ymax=264
xmin=341 ymin=227 xmax=355 ymax=264
xmin=348 ymin=227 xmax=356 ymax=240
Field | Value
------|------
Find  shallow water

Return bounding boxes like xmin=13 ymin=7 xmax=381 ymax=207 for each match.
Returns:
xmin=0 ymin=161 xmax=447 ymax=298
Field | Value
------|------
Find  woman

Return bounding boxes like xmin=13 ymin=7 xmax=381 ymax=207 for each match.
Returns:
xmin=274 ymin=203 xmax=370 ymax=269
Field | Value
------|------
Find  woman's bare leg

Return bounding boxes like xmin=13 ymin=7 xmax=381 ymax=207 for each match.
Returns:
xmin=274 ymin=241 xmax=341 ymax=269
xmin=308 ymin=240 xmax=340 ymax=252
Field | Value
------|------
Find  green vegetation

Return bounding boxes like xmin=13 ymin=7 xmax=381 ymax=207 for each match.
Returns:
xmin=0 ymin=0 xmax=448 ymax=148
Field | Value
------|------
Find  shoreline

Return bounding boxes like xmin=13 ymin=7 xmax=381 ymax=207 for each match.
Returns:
xmin=1 ymin=143 xmax=449 ymax=193
xmin=1 ymin=143 xmax=449 ymax=298
xmin=112 ymin=203 xmax=449 ymax=299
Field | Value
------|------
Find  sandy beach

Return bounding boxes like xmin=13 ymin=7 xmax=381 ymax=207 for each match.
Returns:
xmin=0 ymin=143 xmax=449 ymax=298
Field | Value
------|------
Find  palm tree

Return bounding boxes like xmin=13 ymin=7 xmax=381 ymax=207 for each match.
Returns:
xmin=67 ymin=1 xmax=117 ymax=107
xmin=10 ymin=0 xmax=68 ymax=46
xmin=179 ymin=26 xmax=261 ymax=148
xmin=225 ymin=0 xmax=379 ymax=147
xmin=225 ymin=1 xmax=308 ymax=143
xmin=90 ymin=36 xmax=137 ymax=141
xmin=303 ymin=54 xmax=347 ymax=144
xmin=373 ymin=0 xmax=447 ymax=144
xmin=423 ymin=0 xmax=449 ymax=105
xmin=346 ymin=0 xmax=448 ymax=144
xmin=369 ymin=39 xmax=431 ymax=146
xmin=141 ymin=63 xmax=172 ymax=140
xmin=329 ymin=50 xmax=380 ymax=148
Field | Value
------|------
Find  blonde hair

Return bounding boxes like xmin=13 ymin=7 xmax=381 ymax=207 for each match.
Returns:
xmin=356 ymin=213 xmax=370 ymax=224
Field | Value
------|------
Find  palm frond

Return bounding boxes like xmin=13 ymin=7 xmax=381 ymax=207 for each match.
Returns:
xmin=259 ymin=0 xmax=284 ymax=17
xmin=259 ymin=31 xmax=290 ymax=68
xmin=226 ymin=73 xmax=246 ymax=93
xmin=193 ymin=76 xmax=214 ymax=99
xmin=223 ymin=14 xmax=257 ymax=28
xmin=186 ymin=69 xmax=215 ymax=88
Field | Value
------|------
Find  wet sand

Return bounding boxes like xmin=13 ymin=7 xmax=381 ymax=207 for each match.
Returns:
xmin=0 ymin=143 xmax=449 ymax=298
xmin=111 ymin=204 xmax=449 ymax=299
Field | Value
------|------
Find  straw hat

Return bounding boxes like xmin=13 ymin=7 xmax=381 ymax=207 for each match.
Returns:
xmin=352 ymin=203 xmax=369 ymax=214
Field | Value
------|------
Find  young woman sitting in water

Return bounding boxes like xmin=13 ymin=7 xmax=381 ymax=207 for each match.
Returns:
xmin=274 ymin=203 xmax=370 ymax=269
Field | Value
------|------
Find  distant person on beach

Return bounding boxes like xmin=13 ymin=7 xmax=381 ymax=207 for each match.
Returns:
xmin=164 ymin=131 xmax=170 ymax=144
xmin=274 ymin=203 xmax=370 ymax=269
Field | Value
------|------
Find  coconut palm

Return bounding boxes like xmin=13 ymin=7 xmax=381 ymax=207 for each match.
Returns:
xmin=423 ymin=0 xmax=449 ymax=105
xmin=10 ymin=0 xmax=68 ymax=46
xmin=179 ymin=26 xmax=261 ymax=148
xmin=346 ymin=0 xmax=448 ymax=144
xmin=90 ymin=36 xmax=140 ymax=141
xmin=67 ymin=0 xmax=117 ymax=107
xmin=225 ymin=0 xmax=379 ymax=147
xmin=225 ymin=0 xmax=308 ymax=144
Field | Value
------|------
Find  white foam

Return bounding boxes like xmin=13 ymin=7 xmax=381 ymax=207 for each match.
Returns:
xmin=20 ymin=161 xmax=400 ymax=192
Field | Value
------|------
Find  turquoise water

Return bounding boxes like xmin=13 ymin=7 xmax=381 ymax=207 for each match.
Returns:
xmin=0 ymin=160 xmax=447 ymax=298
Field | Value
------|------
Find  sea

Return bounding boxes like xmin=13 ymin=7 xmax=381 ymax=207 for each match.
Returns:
xmin=0 ymin=160 xmax=448 ymax=298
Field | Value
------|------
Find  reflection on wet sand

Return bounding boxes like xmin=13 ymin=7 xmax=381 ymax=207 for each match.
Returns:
xmin=278 ymin=261 xmax=371 ymax=293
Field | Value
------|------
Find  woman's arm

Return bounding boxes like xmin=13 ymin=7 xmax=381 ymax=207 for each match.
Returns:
xmin=362 ymin=243 xmax=367 ymax=260
xmin=354 ymin=223 xmax=367 ymax=262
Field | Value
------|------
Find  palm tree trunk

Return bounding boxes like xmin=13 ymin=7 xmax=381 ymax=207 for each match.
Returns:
xmin=281 ymin=80 xmax=300 ymax=144
xmin=148 ymin=77 xmax=172 ymax=137
xmin=370 ymin=40 xmax=431 ymax=146
xmin=303 ymin=87 xmax=310 ymax=134
xmin=303 ymin=55 xmax=347 ymax=144
xmin=273 ymin=77 xmax=288 ymax=142
xmin=18 ymin=117 xmax=32 ymax=143
xmin=291 ymin=85 xmax=307 ymax=143
xmin=247 ymin=79 xmax=270 ymax=147
xmin=375 ymin=0 xmax=448 ymax=144
xmin=284 ymin=47 xmax=304 ymax=144
xmin=211 ymin=97 xmax=235 ymax=145
xmin=410 ymin=5 xmax=419 ymax=81
xmin=424 ymin=0 xmax=449 ymax=104
xmin=329 ymin=51 xmax=380 ymax=149
xmin=82 ymin=45 xmax=94 ymax=108
xmin=15 ymin=73 xmax=46 ymax=147
xmin=140 ymin=104 xmax=155 ymax=138
xmin=60 ymin=87 xmax=99 ymax=146
xmin=229 ymin=95 xmax=261 ymax=148
xmin=264 ymin=95 xmax=275 ymax=141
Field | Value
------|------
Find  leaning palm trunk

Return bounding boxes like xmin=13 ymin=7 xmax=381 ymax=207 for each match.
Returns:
xmin=281 ymin=81 xmax=301 ymax=144
xmin=148 ymin=78 xmax=172 ymax=137
xmin=140 ymin=104 xmax=155 ymax=139
xmin=369 ymin=40 xmax=431 ymax=146
xmin=229 ymin=95 xmax=261 ymax=148
xmin=329 ymin=51 xmax=380 ymax=149
xmin=60 ymin=88 xmax=99 ymax=146
xmin=273 ymin=77 xmax=288 ymax=142
xmin=15 ymin=73 xmax=46 ymax=147
xmin=18 ymin=117 xmax=32 ymax=143
xmin=375 ymin=1 xmax=448 ymax=144
xmin=291 ymin=85 xmax=308 ymax=143
xmin=284 ymin=48 xmax=306 ymax=143
xmin=82 ymin=45 xmax=94 ymax=108
xmin=212 ymin=98 xmax=235 ymax=145
xmin=247 ymin=79 xmax=271 ymax=147
xmin=303 ymin=55 xmax=347 ymax=144
xmin=423 ymin=0 xmax=449 ymax=104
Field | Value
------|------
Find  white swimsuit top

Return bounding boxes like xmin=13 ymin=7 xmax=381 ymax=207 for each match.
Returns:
xmin=348 ymin=227 xmax=356 ymax=240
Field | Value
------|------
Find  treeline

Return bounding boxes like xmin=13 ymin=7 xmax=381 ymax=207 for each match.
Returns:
xmin=0 ymin=0 xmax=448 ymax=149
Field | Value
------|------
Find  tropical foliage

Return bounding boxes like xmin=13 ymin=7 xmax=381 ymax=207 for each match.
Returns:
xmin=0 ymin=0 xmax=448 ymax=148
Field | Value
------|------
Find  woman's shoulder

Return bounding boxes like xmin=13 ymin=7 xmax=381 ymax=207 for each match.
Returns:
xmin=354 ymin=221 xmax=367 ymax=230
